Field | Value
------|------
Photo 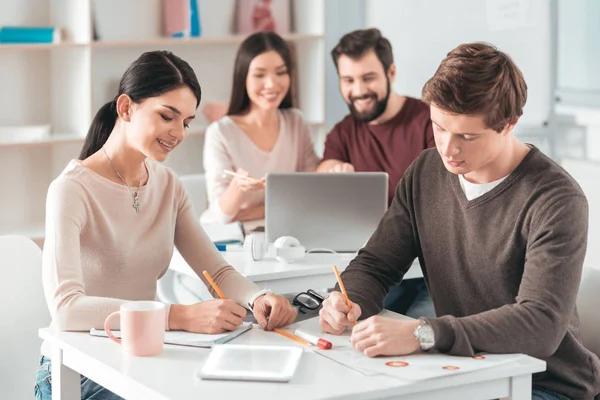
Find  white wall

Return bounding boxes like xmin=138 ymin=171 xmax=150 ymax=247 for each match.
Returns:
xmin=324 ymin=0 xmax=364 ymax=132
xmin=365 ymin=0 xmax=553 ymax=128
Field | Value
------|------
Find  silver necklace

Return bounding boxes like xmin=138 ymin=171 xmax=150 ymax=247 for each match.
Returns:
xmin=102 ymin=147 xmax=142 ymax=213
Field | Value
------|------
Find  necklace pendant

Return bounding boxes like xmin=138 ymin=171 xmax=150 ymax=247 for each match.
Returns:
xmin=133 ymin=192 xmax=141 ymax=213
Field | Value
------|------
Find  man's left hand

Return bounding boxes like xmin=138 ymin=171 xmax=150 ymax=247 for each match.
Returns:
xmin=351 ymin=316 xmax=421 ymax=357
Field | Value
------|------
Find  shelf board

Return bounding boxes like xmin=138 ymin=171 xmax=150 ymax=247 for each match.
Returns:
xmin=0 ymin=42 xmax=86 ymax=51
xmin=0 ymin=133 xmax=86 ymax=148
xmin=0 ymin=34 xmax=323 ymax=51
xmin=91 ymin=33 xmax=324 ymax=48
xmin=0 ymin=121 xmax=325 ymax=148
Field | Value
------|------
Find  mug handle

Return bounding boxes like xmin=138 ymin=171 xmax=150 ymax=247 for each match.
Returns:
xmin=104 ymin=311 xmax=121 ymax=345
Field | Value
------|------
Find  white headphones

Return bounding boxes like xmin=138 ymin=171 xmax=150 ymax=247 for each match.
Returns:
xmin=243 ymin=233 xmax=306 ymax=263
xmin=273 ymin=236 xmax=306 ymax=263
xmin=243 ymin=232 xmax=268 ymax=261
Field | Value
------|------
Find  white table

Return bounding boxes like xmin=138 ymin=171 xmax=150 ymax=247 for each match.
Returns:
xmin=169 ymin=250 xmax=423 ymax=294
xmin=41 ymin=322 xmax=545 ymax=400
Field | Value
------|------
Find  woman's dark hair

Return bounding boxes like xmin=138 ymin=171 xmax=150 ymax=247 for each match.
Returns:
xmin=79 ymin=50 xmax=201 ymax=159
xmin=227 ymin=31 xmax=294 ymax=116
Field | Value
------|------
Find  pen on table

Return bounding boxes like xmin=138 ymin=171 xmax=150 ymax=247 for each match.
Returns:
xmin=333 ymin=265 xmax=357 ymax=326
xmin=224 ymin=169 xmax=261 ymax=183
xmin=273 ymin=328 xmax=310 ymax=346
xmin=202 ymin=270 xmax=311 ymax=346
xmin=293 ymin=329 xmax=332 ymax=350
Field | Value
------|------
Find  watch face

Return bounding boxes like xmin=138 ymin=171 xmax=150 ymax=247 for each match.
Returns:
xmin=416 ymin=322 xmax=435 ymax=350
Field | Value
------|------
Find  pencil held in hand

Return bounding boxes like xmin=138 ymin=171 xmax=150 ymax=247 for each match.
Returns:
xmin=202 ymin=270 xmax=226 ymax=300
xmin=224 ymin=169 xmax=261 ymax=183
xmin=333 ymin=265 xmax=357 ymax=326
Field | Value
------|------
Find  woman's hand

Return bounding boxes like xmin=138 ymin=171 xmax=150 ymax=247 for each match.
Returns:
xmin=169 ymin=300 xmax=247 ymax=334
xmin=234 ymin=205 xmax=265 ymax=222
xmin=231 ymin=168 xmax=265 ymax=192
xmin=252 ymin=293 xmax=297 ymax=330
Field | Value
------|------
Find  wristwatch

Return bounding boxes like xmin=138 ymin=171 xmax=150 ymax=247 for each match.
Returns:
xmin=248 ymin=289 xmax=273 ymax=309
xmin=413 ymin=319 xmax=435 ymax=351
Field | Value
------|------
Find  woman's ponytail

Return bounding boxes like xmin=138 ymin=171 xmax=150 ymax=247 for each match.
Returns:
xmin=79 ymin=100 xmax=118 ymax=160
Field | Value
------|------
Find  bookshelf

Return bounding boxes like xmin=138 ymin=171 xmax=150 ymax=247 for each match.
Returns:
xmin=0 ymin=0 xmax=327 ymax=243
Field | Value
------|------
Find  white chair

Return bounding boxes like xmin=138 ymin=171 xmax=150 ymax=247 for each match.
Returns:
xmin=180 ymin=173 xmax=208 ymax=216
xmin=577 ymin=264 xmax=600 ymax=356
xmin=0 ymin=235 xmax=49 ymax=399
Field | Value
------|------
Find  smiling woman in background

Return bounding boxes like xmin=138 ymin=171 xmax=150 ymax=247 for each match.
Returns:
xmin=36 ymin=50 xmax=296 ymax=400
xmin=201 ymin=31 xmax=319 ymax=226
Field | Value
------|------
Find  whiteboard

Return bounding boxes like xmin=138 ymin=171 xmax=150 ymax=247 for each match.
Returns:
xmin=557 ymin=0 xmax=600 ymax=107
xmin=561 ymin=159 xmax=600 ymax=268
xmin=365 ymin=0 xmax=552 ymax=126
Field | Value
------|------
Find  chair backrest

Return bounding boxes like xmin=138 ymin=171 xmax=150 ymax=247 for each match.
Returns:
xmin=0 ymin=235 xmax=49 ymax=399
xmin=577 ymin=264 xmax=600 ymax=356
xmin=180 ymin=174 xmax=208 ymax=215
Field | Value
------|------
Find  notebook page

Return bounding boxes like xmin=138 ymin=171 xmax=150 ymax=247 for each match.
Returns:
xmin=91 ymin=322 xmax=252 ymax=348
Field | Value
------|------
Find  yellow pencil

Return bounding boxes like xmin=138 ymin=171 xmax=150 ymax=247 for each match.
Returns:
xmin=333 ymin=265 xmax=357 ymax=326
xmin=224 ymin=169 xmax=261 ymax=183
xmin=273 ymin=328 xmax=310 ymax=346
xmin=202 ymin=270 xmax=226 ymax=300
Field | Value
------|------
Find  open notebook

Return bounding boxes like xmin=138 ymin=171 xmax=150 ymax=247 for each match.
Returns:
xmin=90 ymin=322 xmax=252 ymax=348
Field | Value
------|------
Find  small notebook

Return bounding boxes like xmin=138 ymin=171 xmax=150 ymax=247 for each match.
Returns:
xmin=90 ymin=322 xmax=252 ymax=348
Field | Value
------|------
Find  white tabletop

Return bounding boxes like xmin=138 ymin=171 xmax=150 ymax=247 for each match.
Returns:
xmin=41 ymin=316 xmax=545 ymax=400
xmin=170 ymin=250 xmax=423 ymax=294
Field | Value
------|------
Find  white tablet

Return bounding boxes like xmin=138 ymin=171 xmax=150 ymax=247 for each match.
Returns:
xmin=198 ymin=344 xmax=303 ymax=382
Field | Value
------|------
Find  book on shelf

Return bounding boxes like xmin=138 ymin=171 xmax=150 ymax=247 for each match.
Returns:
xmin=162 ymin=0 xmax=205 ymax=38
xmin=0 ymin=27 xmax=61 ymax=44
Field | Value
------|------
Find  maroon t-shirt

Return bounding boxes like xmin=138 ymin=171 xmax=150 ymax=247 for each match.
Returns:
xmin=323 ymin=97 xmax=435 ymax=205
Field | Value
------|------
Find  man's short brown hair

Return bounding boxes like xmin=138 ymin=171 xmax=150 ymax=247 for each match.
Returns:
xmin=422 ymin=42 xmax=527 ymax=132
xmin=331 ymin=28 xmax=393 ymax=73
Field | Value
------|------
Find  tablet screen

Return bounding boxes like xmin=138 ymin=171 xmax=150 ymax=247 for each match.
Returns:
xmin=199 ymin=344 xmax=303 ymax=382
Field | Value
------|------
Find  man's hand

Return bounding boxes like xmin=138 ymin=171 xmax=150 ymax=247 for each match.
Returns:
xmin=351 ymin=316 xmax=421 ymax=357
xmin=328 ymin=162 xmax=355 ymax=173
xmin=319 ymin=291 xmax=361 ymax=335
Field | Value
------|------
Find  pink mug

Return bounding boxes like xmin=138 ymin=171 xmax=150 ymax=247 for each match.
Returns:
xmin=104 ymin=301 xmax=165 ymax=356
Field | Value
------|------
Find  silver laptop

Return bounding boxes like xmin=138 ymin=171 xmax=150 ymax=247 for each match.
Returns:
xmin=265 ymin=172 xmax=388 ymax=252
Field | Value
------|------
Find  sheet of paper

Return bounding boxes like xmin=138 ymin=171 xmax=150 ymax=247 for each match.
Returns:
xmin=288 ymin=316 xmax=353 ymax=348
xmin=316 ymin=347 xmax=525 ymax=381
xmin=288 ymin=315 xmax=524 ymax=380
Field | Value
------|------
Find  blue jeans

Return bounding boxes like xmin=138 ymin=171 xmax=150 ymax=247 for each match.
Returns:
xmin=384 ymin=278 xmax=436 ymax=318
xmin=532 ymin=387 xmax=571 ymax=400
xmin=35 ymin=356 xmax=124 ymax=400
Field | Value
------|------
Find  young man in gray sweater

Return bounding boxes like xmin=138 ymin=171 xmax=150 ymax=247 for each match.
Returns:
xmin=319 ymin=42 xmax=600 ymax=400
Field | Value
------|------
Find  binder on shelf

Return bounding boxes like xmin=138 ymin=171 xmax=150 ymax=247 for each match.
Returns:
xmin=190 ymin=0 xmax=201 ymax=37
xmin=0 ymin=26 xmax=61 ymax=44
xmin=163 ymin=0 xmax=190 ymax=38
xmin=162 ymin=0 xmax=202 ymax=38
